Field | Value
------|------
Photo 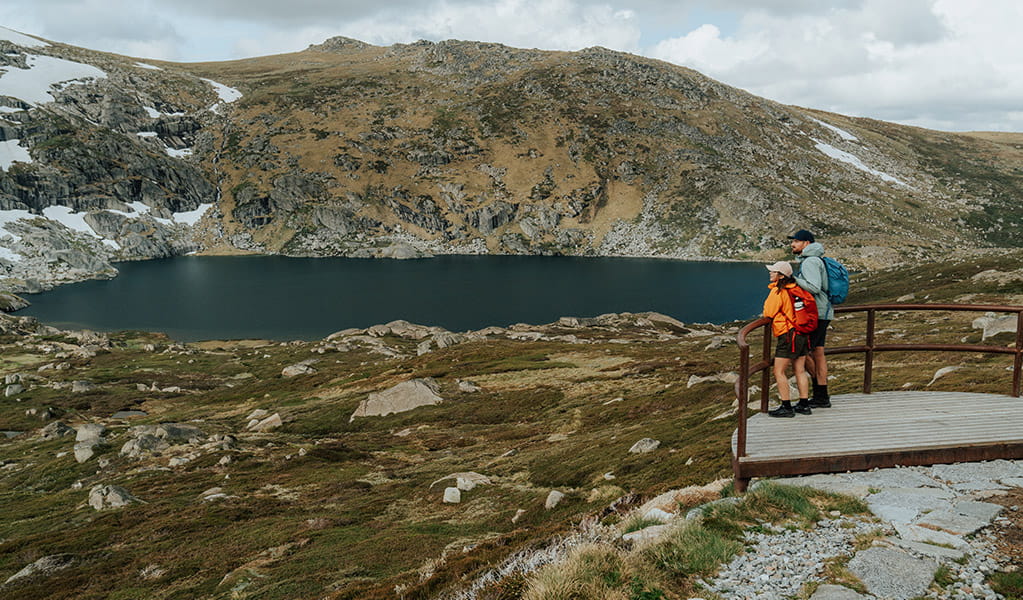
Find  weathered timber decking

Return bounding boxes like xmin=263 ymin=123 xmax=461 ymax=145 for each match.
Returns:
xmin=731 ymin=391 xmax=1023 ymax=484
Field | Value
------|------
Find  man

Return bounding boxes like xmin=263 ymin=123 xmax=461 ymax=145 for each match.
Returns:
xmin=788 ymin=229 xmax=832 ymax=408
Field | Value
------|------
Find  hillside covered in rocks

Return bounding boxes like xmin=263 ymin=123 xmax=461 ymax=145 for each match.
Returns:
xmin=2 ymin=26 xmax=1023 ymax=294
xmin=2 ymin=251 xmax=1023 ymax=599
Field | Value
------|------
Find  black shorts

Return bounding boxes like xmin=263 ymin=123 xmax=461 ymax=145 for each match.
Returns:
xmin=809 ymin=319 xmax=830 ymax=348
xmin=775 ymin=329 xmax=810 ymax=359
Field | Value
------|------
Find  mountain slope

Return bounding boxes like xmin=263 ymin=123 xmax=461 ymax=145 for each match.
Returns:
xmin=2 ymin=29 xmax=1023 ymax=293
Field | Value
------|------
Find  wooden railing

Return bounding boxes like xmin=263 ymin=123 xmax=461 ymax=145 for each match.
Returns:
xmin=734 ymin=303 xmax=1023 ymax=459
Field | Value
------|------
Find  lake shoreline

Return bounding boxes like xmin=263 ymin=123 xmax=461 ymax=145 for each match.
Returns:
xmin=13 ymin=255 xmax=770 ymax=342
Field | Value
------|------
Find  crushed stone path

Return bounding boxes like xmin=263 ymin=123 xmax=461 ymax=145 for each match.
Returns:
xmin=697 ymin=459 xmax=1023 ymax=600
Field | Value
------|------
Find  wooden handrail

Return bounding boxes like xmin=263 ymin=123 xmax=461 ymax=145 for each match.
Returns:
xmin=734 ymin=303 xmax=1023 ymax=459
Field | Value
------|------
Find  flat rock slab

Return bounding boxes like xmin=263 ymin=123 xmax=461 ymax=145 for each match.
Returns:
xmin=848 ymin=547 xmax=937 ymax=600
xmin=915 ymin=509 xmax=991 ymax=536
xmin=930 ymin=460 xmax=1023 ymax=484
xmin=954 ymin=500 xmax=1003 ymax=521
xmin=843 ymin=468 xmax=942 ymax=491
xmin=893 ymin=522 xmax=969 ymax=550
xmin=349 ymin=378 xmax=443 ymax=422
xmin=866 ymin=487 xmax=954 ymax=520
xmin=885 ymin=537 xmax=966 ymax=561
xmin=869 ymin=504 xmax=920 ymax=524
xmin=911 ymin=500 xmax=1003 ymax=536
xmin=810 ymin=584 xmax=869 ymax=600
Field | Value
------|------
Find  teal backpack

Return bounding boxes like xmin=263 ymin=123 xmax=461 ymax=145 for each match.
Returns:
xmin=820 ymin=256 xmax=849 ymax=305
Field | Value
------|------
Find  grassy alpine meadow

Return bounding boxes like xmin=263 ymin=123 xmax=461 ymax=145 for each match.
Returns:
xmin=2 ymin=252 xmax=1023 ymax=598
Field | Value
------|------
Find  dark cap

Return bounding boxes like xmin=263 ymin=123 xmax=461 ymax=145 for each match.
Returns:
xmin=787 ymin=229 xmax=815 ymax=242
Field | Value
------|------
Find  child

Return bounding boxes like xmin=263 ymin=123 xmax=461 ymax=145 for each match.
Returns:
xmin=762 ymin=261 xmax=812 ymax=417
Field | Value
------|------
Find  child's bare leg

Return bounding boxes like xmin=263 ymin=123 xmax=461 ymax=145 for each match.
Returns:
xmin=794 ymin=356 xmax=809 ymax=398
xmin=773 ymin=357 xmax=792 ymax=401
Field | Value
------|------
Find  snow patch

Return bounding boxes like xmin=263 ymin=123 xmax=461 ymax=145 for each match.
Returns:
xmin=0 ymin=139 xmax=32 ymax=171
xmin=173 ymin=203 xmax=212 ymax=226
xmin=166 ymin=147 xmax=192 ymax=158
xmin=0 ymin=209 xmax=33 ymax=242
xmin=201 ymin=78 xmax=242 ymax=104
xmin=136 ymin=131 xmax=158 ymax=138
xmin=41 ymin=205 xmax=100 ymax=237
xmin=814 ymin=141 xmax=905 ymax=185
xmin=142 ymin=106 xmax=161 ymax=118
xmin=0 ymin=54 xmax=107 ymax=106
xmin=811 ymin=117 xmax=858 ymax=142
xmin=126 ymin=201 xmax=151 ymax=215
xmin=102 ymin=239 xmax=121 ymax=250
xmin=0 ymin=106 xmax=24 ymax=113
xmin=0 ymin=27 xmax=48 ymax=49
xmin=134 ymin=62 xmax=161 ymax=71
xmin=0 ymin=245 xmax=22 ymax=262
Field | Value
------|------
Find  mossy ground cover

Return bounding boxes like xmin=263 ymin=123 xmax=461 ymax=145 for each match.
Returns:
xmin=3 ymin=258 xmax=1023 ymax=598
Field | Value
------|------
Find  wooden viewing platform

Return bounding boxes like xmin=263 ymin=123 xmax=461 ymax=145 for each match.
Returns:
xmin=733 ymin=303 xmax=1023 ymax=492
xmin=733 ymin=390 xmax=1023 ymax=483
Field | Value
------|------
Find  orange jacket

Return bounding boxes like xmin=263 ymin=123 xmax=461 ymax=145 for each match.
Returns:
xmin=763 ymin=282 xmax=796 ymax=337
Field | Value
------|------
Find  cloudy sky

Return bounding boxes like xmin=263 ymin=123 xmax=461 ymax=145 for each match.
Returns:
xmin=2 ymin=0 xmax=1021 ymax=132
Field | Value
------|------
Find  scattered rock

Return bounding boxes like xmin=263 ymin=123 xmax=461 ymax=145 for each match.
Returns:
xmin=926 ymin=366 xmax=960 ymax=386
xmin=431 ymin=471 xmax=492 ymax=489
xmin=443 ymin=487 xmax=461 ymax=503
xmin=71 ymin=380 xmax=96 ymax=393
xmin=629 ymin=438 xmax=660 ymax=454
xmin=972 ymin=312 xmax=1017 ymax=340
xmin=457 ymin=379 xmax=481 ymax=393
xmin=120 ymin=434 xmax=168 ymax=458
xmin=74 ymin=441 xmax=101 ymax=463
xmin=512 ymin=508 xmax=526 ymax=523
xmin=39 ymin=421 xmax=75 ymax=440
xmin=349 ymin=378 xmax=443 ymax=421
xmin=246 ymin=409 xmax=269 ymax=421
xmin=75 ymin=423 xmax=106 ymax=442
xmin=88 ymin=484 xmax=143 ymax=510
xmin=248 ymin=413 xmax=283 ymax=432
xmin=847 ymin=547 xmax=937 ymax=600
xmin=0 ymin=291 xmax=30 ymax=313
xmin=686 ymin=372 xmax=737 ymax=388
xmin=3 ymin=554 xmax=75 ymax=585
xmin=634 ymin=479 xmax=730 ymax=518
xmin=545 ymin=490 xmax=565 ymax=510
xmin=4 ymin=383 xmax=24 ymax=397
xmin=621 ymin=524 xmax=670 ymax=545
xmin=282 ymin=361 xmax=317 ymax=377
xmin=155 ymin=423 xmax=204 ymax=442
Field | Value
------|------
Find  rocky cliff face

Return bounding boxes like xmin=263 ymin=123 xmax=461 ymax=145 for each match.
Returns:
xmin=2 ymin=29 xmax=1022 ymax=295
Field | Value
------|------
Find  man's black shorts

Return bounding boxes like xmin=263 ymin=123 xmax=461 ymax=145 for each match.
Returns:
xmin=809 ymin=319 xmax=830 ymax=348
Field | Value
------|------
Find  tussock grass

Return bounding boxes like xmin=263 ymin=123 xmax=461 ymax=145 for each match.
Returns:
xmin=644 ymin=520 xmax=743 ymax=580
xmin=990 ymin=571 xmax=1023 ymax=600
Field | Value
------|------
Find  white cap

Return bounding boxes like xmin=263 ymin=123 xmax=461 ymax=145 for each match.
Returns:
xmin=765 ymin=261 xmax=793 ymax=277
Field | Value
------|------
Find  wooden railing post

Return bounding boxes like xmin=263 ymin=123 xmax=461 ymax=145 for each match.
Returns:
xmin=761 ymin=326 xmax=771 ymax=410
xmin=737 ymin=342 xmax=749 ymax=458
xmin=864 ymin=308 xmax=876 ymax=394
xmin=1015 ymin=310 xmax=1023 ymax=397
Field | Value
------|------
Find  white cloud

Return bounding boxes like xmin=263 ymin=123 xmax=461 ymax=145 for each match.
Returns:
xmin=648 ymin=0 xmax=1023 ymax=131
xmin=0 ymin=0 xmax=1021 ymax=131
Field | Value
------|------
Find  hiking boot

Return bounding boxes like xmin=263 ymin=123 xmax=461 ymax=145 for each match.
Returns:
xmin=808 ymin=397 xmax=831 ymax=408
xmin=793 ymin=403 xmax=812 ymax=415
xmin=768 ymin=405 xmax=795 ymax=418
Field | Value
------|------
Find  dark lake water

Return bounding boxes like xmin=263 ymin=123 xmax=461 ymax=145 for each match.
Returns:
xmin=20 ymin=255 xmax=769 ymax=342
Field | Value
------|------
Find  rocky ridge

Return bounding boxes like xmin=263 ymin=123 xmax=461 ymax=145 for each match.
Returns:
xmin=2 ymin=28 xmax=1023 ymax=296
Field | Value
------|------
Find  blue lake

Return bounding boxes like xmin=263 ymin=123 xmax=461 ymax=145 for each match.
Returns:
xmin=19 ymin=255 xmax=770 ymax=341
